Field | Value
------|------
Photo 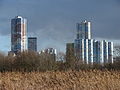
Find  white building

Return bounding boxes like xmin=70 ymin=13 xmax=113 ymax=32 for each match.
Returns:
xmin=74 ymin=20 xmax=114 ymax=65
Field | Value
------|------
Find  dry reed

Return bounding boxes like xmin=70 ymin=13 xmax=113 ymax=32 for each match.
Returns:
xmin=0 ymin=70 xmax=120 ymax=90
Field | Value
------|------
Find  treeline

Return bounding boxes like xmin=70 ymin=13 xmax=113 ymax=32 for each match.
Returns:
xmin=0 ymin=51 xmax=120 ymax=72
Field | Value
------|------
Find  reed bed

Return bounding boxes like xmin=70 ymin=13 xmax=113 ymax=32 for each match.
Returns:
xmin=0 ymin=70 xmax=120 ymax=90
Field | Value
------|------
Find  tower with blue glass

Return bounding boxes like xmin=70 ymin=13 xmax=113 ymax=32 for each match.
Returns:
xmin=11 ymin=16 xmax=27 ymax=54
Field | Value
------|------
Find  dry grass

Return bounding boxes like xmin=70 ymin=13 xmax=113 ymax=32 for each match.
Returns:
xmin=0 ymin=70 xmax=120 ymax=90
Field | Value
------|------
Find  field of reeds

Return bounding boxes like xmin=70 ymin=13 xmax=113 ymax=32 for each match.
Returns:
xmin=0 ymin=70 xmax=120 ymax=90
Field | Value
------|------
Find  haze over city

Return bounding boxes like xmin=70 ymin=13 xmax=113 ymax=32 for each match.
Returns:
xmin=0 ymin=0 xmax=120 ymax=53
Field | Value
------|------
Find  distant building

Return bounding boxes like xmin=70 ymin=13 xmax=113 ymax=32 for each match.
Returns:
xmin=40 ymin=48 xmax=57 ymax=61
xmin=74 ymin=20 xmax=114 ymax=64
xmin=11 ymin=16 xmax=27 ymax=54
xmin=75 ymin=21 xmax=93 ymax=64
xmin=76 ymin=20 xmax=91 ymax=39
xmin=28 ymin=37 xmax=37 ymax=52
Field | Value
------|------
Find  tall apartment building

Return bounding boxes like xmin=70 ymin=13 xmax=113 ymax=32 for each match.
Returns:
xmin=76 ymin=20 xmax=91 ymax=39
xmin=28 ymin=37 xmax=37 ymax=52
xmin=73 ymin=20 xmax=114 ymax=64
xmin=11 ymin=16 xmax=27 ymax=54
xmin=74 ymin=21 xmax=93 ymax=64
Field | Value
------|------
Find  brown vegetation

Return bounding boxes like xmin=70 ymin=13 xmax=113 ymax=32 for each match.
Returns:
xmin=0 ymin=70 xmax=120 ymax=90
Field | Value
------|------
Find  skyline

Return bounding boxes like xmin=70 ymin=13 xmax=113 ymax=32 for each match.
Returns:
xmin=0 ymin=0 xmax=120 ymax=53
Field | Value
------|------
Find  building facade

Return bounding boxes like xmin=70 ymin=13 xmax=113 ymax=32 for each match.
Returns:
xmin=103 ymin=40 xmax=108 ymax=64
xmin=28 ymin=37 xmax=37 ymax=52
xmin=11 ymin=16 xmax=27 ymax=54
xmin=74 ymin=39 xmax=94 ymax=64
xmin=74 ymin=39 xmax=84 ymax=61
xmin=88 ymin=39 xmax=94 ymax=64
xmin=76 ymin=20 xmax=91 ymax=39
xmin=94 ymin=41 xmax=104 ymax=64
xmin=74 ymin=20 xmax=114 ymax=64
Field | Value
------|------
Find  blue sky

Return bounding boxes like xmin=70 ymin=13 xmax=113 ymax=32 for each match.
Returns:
xmin=0 ymin=0 xmax=120 ymax=53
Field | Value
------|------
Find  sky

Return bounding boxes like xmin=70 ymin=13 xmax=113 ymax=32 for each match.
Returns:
xmin=0 ymin=0 xmax=120 ymax=53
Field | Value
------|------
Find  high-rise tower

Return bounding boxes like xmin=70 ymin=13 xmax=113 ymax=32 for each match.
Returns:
xmin=75 ymin=20 xmax=93 ymax=64
xmin=76 ymin=20 xmax=91 ymax=39
xmin=11 ymin=16 xmax=27 ymax=54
